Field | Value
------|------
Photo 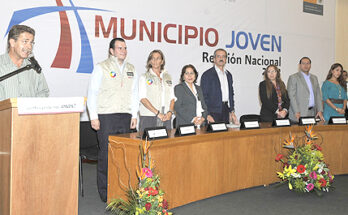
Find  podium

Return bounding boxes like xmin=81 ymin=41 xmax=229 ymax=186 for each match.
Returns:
xmin=0 ymin=98 xmax=82 ymax=215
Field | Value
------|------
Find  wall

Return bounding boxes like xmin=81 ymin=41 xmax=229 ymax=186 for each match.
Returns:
xmin=0 ymin=0 xmax=336 ymax=120
xmin=335 ymin=0 xmax=348 ymax=69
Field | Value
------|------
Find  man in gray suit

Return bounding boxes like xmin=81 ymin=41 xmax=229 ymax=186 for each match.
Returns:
xmin=287 ymin=57 xmax=324 ymax=122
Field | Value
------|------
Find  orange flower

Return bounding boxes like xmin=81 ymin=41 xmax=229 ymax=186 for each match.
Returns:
xmin=149 ymin=158 xmax=154 ymax=170
xmin=306 ymin=139 xmax=313 ymax=145
xmin=142 ymin=141 xmax=150 ymax=155
xmin=305 ymin=125 xmax=317 ymax=139
xmin=305 ymin=124 xmax=313 ymax=132
xmin=136 ymin=166 xmax=146 ymax=180
xmin=284 ymin=135 xmax=294 ymax=147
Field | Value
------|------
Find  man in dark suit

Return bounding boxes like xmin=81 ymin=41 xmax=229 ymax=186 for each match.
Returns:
xmin=201 ymin=48 xmax=238 ymax=124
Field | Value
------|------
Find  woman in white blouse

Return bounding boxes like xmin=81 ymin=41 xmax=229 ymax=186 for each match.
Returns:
xmin=138 ymin=50 xmax=175 ymax=132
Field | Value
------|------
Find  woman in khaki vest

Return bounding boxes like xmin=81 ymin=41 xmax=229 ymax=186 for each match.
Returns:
xmin=138 ymin=50 xmax=175 ymax=132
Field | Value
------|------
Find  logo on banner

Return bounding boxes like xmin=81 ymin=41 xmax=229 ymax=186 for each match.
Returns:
xmin=4 ymin=0 xmax=112 ymax=73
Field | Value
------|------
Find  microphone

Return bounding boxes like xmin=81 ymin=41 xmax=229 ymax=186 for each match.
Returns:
xmin=28 ymin=56 xmax=42 ymax=73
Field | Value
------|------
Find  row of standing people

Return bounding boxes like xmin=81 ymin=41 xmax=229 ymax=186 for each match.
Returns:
xmin=260 ymin=57 xmax=347 ymax=123
xmin=137 ymin=48 xmax=238 ymax=132
xmin=86 ymin=38 xmax=347 ymax=202
xmin=86 ymin=39 xmax=239 ymax=202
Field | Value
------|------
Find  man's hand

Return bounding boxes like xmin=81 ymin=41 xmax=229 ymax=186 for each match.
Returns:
xmin=91 ymin=119 xmax=100 ymax=131
xmin=207 ymin=115 xmax=215 ymax=123
xmin=295 ymin=112 xmax=301 ymax=120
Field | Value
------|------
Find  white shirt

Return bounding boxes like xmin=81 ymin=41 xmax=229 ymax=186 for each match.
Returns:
xmin=87 ymin=57 xmax=139 ymax=120
xmin=139 ymin=69 xmax=175 ymax=107
xmin=215 ymin=65 xmax=229 ymax=103
xmin=184 ymin=82 xmax=204 ymax=120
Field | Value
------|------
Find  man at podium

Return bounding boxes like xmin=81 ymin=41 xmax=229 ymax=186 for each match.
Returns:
xmin=0 ymin=25 xmax=49 ymax=100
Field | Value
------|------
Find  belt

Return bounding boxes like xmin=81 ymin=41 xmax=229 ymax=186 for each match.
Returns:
xmin=329 ymin=98 xmax=344 ymax=104
xmin=308 ymin=107 xmax=314 ymax=110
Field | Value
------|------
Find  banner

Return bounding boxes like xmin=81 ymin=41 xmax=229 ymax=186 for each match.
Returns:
xmin=0 ymin=0 xmax=336 ymax=121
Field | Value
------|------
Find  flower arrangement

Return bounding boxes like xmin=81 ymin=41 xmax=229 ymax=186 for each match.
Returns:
xmin=275 ymin=125 xmax=334 ymax=195
xmin=107 ymin=140 xmax=172 ymax=215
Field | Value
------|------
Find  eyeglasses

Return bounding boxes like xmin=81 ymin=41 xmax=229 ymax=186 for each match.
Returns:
xmin=20 ymin=39 xmax=35 ymax=46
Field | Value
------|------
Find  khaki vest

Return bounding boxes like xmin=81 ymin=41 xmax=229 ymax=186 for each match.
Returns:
xmin=97 ymin=57 xmax=136 ymax=114
xmin=139 ymin=70 xmax=173 ymax=116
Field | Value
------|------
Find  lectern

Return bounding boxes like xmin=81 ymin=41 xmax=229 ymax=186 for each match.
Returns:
xmin=0 ymin=98 xmax=82 ymax=215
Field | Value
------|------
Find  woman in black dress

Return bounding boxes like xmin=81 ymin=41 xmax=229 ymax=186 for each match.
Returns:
xmin=259 ymin=64 xmax=290 ymax=122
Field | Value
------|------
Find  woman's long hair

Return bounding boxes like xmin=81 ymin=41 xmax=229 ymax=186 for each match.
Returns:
xmin=325 ymin=63 xmax=346 ymax=91
xmin=145 ymin=49 xmax=165 ymax=71
xmin=263 ymin=64 xmax=287 ymax=99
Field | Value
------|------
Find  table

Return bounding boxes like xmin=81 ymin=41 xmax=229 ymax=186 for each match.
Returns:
xmin=107 ymin=123 xmax=348 ymax=208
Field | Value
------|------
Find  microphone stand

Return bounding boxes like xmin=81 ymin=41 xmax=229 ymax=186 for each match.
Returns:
xmin=0 ymin=64 xmax=36 ymax=82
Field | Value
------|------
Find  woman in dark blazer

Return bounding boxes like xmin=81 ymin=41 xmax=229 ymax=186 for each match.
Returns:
xmin=259 ymin=64 xmax=290 ymax=122
xmin=174 ymin=64 xmax=208 ymax=127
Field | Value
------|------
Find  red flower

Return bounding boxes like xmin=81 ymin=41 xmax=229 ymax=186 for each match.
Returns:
xmin=296 ymin=165 xmax=306 ymax=174
xmin=303 ymin=177 xmax=308 ymax=181
xmin=162 ymin=199 xmax=168 ymax=209
xmin=319 ymin=178 xmax=327 ymax=187
xmin=147 ymin=187 xmax=159 ymax=196
xmin=321 ymin=170 xmax=326 ymax=175
xmin=145 ymin=203 xmax=152 ymax=211
xmin=275 ymin=154 xmax=283 ymax=162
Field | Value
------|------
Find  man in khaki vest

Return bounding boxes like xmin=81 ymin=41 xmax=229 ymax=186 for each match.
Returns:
xmin=87 ymin=38 xmax=138 ymax=202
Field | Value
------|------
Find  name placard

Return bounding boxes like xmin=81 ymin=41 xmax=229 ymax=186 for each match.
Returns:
xmin=175 ymin=124 xmax=196 ymax=136
xmin=207 ymin=122 xmax=228 ymax=132
xmin=299 ymin=117 xmax=316 ymax=125
xmin=17 ymin=97 xmax=85 ymax=115
xmin=273 ymin=119 xmax=291 ymax=127
xmin=329 ymin=117 xmax=347 ymax=125
xmin=142 ymin=126 xmax=168 ymax=140
xmin=240 ymin=120 xmax=260 ymax=129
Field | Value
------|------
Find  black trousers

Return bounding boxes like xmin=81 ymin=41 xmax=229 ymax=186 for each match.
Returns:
xmin=210 ymin=102 xmax=230 ymax=124
xmin=96 ymin=113 xmax=131 ymax=202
